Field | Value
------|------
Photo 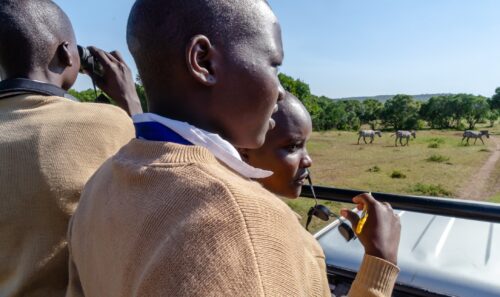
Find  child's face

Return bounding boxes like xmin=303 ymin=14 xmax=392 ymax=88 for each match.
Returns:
xmin=243 ymin=101 xmax=313 ymax=198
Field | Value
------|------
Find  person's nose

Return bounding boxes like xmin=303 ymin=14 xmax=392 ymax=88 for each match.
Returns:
xmin=301 ymin=150 xmax=313 ymax=168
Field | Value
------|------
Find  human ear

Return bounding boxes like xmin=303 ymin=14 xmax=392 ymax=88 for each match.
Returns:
xmin=237 ymin=148 xmax=250 ymax=162
xmin=186 ymin=35 xmax=217 ymax=86
xmin=58 ymin=41 xmax=74 ymax=67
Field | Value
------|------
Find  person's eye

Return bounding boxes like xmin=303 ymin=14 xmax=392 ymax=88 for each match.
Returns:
xmin=286 ymin=142 xmax=303 ymax=153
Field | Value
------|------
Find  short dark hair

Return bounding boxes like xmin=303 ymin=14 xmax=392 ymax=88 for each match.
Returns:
xmin=127 ymin=0 xmax=268 ymax=94
xmin=0 ymin=0 xmax=73 ymax=77
xmin=276 ymin=92 xmax=310 ymax=123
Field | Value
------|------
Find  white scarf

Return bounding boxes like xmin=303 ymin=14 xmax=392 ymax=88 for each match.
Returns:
xmin=133 ymin=113 xmax=273 ymax=179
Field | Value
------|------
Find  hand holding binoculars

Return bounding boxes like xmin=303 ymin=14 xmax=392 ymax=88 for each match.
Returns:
xmin=77 ymin=45 xmax=105 ymax=77
xmin=305 ymin=172 xmax=356 ymax=242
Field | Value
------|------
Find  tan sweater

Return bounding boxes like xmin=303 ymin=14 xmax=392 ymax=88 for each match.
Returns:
xmin=67 ymin=140 xmax=399 ymax=296
xmin=0 ymin=94 xmax=135 ymax=297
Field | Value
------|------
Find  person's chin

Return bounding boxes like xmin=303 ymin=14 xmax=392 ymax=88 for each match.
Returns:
xmin=242 ymin=132 xmax=266 ymax=149
xmin=273 ymin=186 xmax=300 ymax=199
xmin=250 ymin=126 xmax=270 ymax=149
xmin=293 ymin=187 xmax=302 ymax=198
xmin=286 ymin=184 xmax=302 ymax=199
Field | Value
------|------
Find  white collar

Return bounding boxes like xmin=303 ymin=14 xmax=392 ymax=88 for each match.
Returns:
xmin=133 ymin=113 xmax=273 ymax=179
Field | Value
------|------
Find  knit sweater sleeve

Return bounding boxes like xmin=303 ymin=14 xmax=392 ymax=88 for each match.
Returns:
xmin=227 ymin=182 xmax=400 ymax=297
xmin=348 ymin=255 xmax=400 ymax=297
xmin=121 ymin=176 xmax=272 ymax=297
xmin=224 ymin=180 xmax=332 ymax=296
xmin=123 ymin=171 xmax=328 ymax=297
xmin=66 ymin=219 xmax=84 ymax=297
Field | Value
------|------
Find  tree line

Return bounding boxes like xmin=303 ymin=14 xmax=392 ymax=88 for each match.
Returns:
xmin=69 ymin=81 xmax=149 ymax=112
xmin=278 ymin=73 xmax=500 ymax=131
xmin=69 ymin=73 xmax=500 ymax=132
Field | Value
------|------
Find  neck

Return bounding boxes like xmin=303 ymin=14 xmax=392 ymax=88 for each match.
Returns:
xmin=7 ymin=69 xmax=64 ymax=89
xmin=149 ymin=97 xmax=227 ymax=140
xmin=151 ymin=106 xmax=219 ymax=135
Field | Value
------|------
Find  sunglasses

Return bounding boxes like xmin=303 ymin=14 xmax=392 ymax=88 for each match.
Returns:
xmin=305 ymin=171 xmax=356 ymax=242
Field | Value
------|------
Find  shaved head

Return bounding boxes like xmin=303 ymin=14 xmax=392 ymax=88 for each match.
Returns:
xmin=0 ymin=0 xmax=75 ymax=78
xmin=273 ymin=92 xmax=311 ymax=131
xmin=127 ymin=0 xmax=285 ymax=148
xmin=127 ymin=0 xmax=272 ymax=98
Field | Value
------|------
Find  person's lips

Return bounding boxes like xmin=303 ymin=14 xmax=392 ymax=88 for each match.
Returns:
xmin=294 ymin=170 xmax=310 ymax=185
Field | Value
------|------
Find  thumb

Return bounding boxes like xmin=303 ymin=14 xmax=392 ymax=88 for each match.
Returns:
xmin=341 ymin=208 xmax=360 ymax=229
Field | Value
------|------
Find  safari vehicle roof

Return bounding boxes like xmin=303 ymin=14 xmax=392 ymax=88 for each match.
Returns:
xmin=316 ymin=210 xmax=500 ymax=297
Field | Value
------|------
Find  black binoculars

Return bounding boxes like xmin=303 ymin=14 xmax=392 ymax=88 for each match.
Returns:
xmin=77 ymin=45 xmax=104 ymax=77
xmin=305 ymin=173 xmax=356 ymax=242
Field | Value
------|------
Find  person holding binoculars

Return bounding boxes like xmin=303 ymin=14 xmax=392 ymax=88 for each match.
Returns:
xmin=0 ymin=1 xmax=140 ymax=296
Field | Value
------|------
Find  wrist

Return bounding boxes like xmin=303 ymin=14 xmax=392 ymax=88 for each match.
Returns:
xmin=127 ymin=95 xmax=143 ymax=115
xmin=118 ymin=93 xmax=143 ymax=116
xmin=364 ymin=248 xmax=398 ymax=265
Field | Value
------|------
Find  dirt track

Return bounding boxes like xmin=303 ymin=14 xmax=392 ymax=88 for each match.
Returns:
xmin=458 ymin=136 xmax=500 ymax=200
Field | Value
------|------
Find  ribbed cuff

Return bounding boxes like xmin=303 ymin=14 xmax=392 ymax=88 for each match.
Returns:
xmin=349 ymin=255 xmax=400 ymax=296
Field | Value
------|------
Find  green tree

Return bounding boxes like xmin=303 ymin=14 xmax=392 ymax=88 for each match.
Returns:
xmin=360 ymin=99 xmax=383 ymax=129
xmin=381 ymin=94 xmax=420 ymax=130
xmin=491 ymin=87 xmax=500 ymax=110
xmin=339 ymin=100 xmax=362 ymax=130
xmin=312 ymin=100 xmax=361 ymax=131
xmin=420 ymin=96 xmax=452 ymax=129
xmin=445 ymin=95 xmax=467 ymax=129
xmin=70 ymin=77 xmax=148 ymax=112
xmin=486 ymin=110 xmax=499 ymax=127
xmin=68 ymin=89 xmax=104 ymax=102
xmin=314 ymin=96 xmax=337 ymax=131
xmin=135 ymin=81 xmax=149 ymax=112
xmin=459 ymin=94 xmax=490 ymax=129
xmin=278 ymin=73 xmax=311 ymax=101
xmin=345 ymin=100 xmax=363 ymax=118
xmin=302 ymin=95 xmax=322 ymax=130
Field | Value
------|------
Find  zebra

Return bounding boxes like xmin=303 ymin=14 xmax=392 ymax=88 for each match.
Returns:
xmin=393 ymin=130 xmax=416 ymax=147
xmin=357 ymin=130 xmax=382 ymax=144
xmin=462 ymin=130 xmax=489 ymax=145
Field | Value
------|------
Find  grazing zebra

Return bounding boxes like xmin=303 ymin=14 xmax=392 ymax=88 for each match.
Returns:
xmin=462 ymin=130 xmax=489 ymax=145
xmin=357 ymin=130 xmax=382 ymax=144
xmin=393 ymin=130 xmax=416 ymax=147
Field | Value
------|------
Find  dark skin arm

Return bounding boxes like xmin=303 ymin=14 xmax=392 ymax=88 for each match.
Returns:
xmin=341 ymin=193 xmax=401 ymax=265
xmin=86 ymin=46 xmax=143 ymax=116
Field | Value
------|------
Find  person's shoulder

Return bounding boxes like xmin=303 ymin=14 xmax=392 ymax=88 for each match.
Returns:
xmin=56 ymin=98 xmax=131 ymax=123
xmin=206 ymin=166 xmax=298 ymax=221
xmin=39 ymin=96 xmax=135 ymax=143
xmin=49 ymin=97 xmax=133 ymax=127
xmin=132 ymin=157 xmax=280 ymax=215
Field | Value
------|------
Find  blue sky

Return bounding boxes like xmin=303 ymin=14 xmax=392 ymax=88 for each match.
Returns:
xmin=56 ymin=0 xmax=500 ymax=98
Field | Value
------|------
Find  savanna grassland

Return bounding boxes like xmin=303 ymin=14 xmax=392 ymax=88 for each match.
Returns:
xmin=287 ymin=124 xmax=500 ymax=232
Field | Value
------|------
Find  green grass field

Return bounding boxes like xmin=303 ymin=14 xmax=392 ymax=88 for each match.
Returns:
xmin=490 ymin=194 xmax=500 ymax=203
xmin=286 ymin=124 xmax=500 ymax=232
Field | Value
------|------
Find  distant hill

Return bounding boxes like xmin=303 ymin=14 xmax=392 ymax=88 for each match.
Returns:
xmin=334 ymin=93 xmax=453 ymax=102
